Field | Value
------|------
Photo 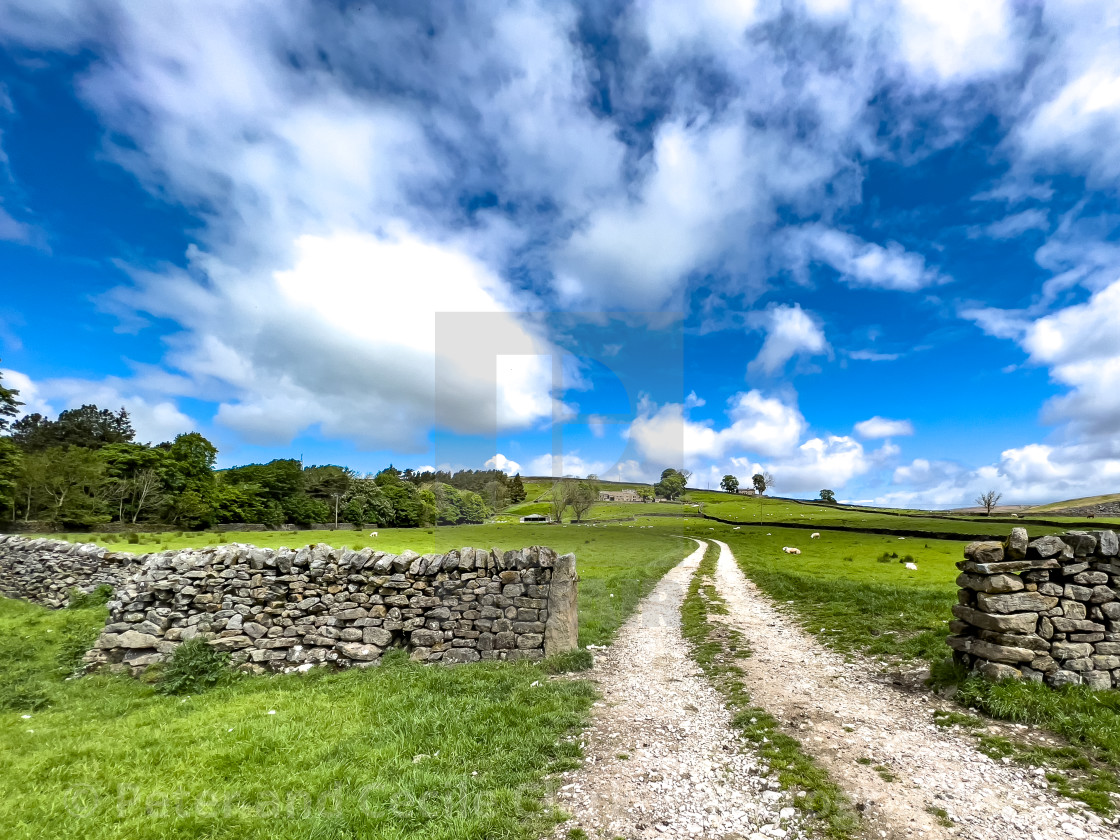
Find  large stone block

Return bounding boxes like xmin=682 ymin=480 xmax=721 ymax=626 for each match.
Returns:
xmin=965 ymin=541 xmax=1004 ymax=564
xmin=1062 ymin=531 xmax=1098 ymax=557
xmin=1028 ymin=535 xmax=1065 ymax=559
xmin=976 ymin=591 xmax=1058 ymax=614
xmin=955 ymin=573 xmax=1024 ymax=594
xmin=1095 ymin=531 xmax=1120 ymax=557
xmin=1006 ymin=527 xmax=1029 ymax=560
xmin=976 ymin=661 xmax=1021 ymax=681
xmin=970 ymin=639 xmax=1038 ymax=663
xmin=544 ymin=552 xmax=578 ymax=657
xmin=952 ymin=604 xmax=1037 ymax=634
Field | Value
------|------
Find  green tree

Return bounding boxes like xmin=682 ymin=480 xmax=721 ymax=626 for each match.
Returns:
xmin=721 ymin=474 xmax=739 ymax=493
xmin=549 ymin=480 xmax=574 ymax=523
xmin=637 ymin=486 xmax=654 ymax=503
xmin=569 ymin=481 xmax=597 ymax=522
xmin=25 ymin=446 xmax=109 ymax=526
xmin=654 ymin=468 xmax=687 ymax=500
xmin=819 ymin=489 xmax=836 ymax=503
xmin=457 ymin=489 xmax=490 ymax=524
xmin=342 ymin=480 xmax=394 ymax=528
xmin=11 ymin=404 xmax=134 ymax=451
xmin=0 ymin=364 xmax=22 ymax=432
xmin=508 ymin=473 xmax=526 ymax=503
xmin=0 ymin=438 xmax=22 ymax=521
xmin=380 ymin=481 xmax=424 ymax=527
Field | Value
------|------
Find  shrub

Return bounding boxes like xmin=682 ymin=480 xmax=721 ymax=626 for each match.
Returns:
xmin=156 ymin=638 xmax=232 ymax=696
xmin=68 ymin=585 xmax=113 ymax=610
xmin=125 ymin=532 xmax=140 ymax=544
xmin=876 ymin=552 xmax=892 ymax=564
xmin=899 ymin=554 xmax=915 ymax=565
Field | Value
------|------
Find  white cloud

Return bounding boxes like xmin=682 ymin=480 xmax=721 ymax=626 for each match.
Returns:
xmin=748 ymin=304 xmax=830 ymax=375
xmin=628 ymin=390 xmax=806 ymax=470
xmin=847 ymin=349 xmax=900 ymax=362
xmin=526 ymin=452 xmax=639 ymax=480
xmin=484 ymin=453 xmax=522 ymax=475
xmin=785 ymin=225 xmax=947 ymax=291
xmin=891 ymin=0 xmax=1020 ymax=83
xmin=976 ymin=208 xmax=1049 ymax=240
xmin=106 ymin=230 xmax=560 ymax=450
xmin=853 ymin=416 xmax=914 ymax=439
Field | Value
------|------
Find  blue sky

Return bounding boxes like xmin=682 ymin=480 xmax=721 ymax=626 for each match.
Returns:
xmin=2 ymin=1 xmax=1120 ymax=507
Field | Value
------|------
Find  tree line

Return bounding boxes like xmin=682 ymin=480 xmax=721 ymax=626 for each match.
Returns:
xmin=0 ymin=370 xmax=527 ymax=529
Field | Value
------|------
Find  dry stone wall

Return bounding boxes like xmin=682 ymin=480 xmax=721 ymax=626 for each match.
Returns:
xmin=0 ymin=535 xmax=145 ymax=608
xmin=948 ymin=527 xmax=1120 ymax=689
xmin=0 ymin=534 xmax=578 ymax=673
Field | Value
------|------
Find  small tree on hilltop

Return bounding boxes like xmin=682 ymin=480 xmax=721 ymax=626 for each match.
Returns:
xmin=819 ymin=489 xmax=836 ymax=504
xmin=976 ymin=489 xmax=1002 ymax=516
xmin=721 ymin=474 xmax=739 ymax=493
xmin=752 ymin=472 xmax=774 ymax=495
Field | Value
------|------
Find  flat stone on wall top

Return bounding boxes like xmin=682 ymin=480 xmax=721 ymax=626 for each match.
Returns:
xmin=0 ymin=534 xmax=578 ymax=674
xmin=949 ymin=526 xmax=1120 ymax=690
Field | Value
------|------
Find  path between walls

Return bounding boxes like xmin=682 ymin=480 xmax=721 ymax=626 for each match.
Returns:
xmin=550 ymin=539 xmax=809 ymax=840
xmin=710 ymin=538 xmax=1115 ymax=840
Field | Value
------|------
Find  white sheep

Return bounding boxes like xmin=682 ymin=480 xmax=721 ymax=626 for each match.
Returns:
xmin=782 ymin=546 xmax=801 ymax=555
xmin=904 ymin=562 xmax=918 ymax=571
xmin=369 ymin=531 xmax=378 ymax=537
xmin=810 ymin=532 xmax=820 ymax=539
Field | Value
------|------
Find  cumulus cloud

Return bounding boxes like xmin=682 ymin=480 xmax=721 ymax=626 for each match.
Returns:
xmin=628 ymin=390 xmax=806 ymax=469
xmin=748 ymin=305 xmax=830 ymax=376
xmin=483 ymin=453 xmax=522 ymax=475
xmin=853 ymin=416 xmax=914 ymax=439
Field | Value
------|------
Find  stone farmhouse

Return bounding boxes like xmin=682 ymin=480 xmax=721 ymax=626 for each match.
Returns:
xmin=599 ymin=489 xmax=642 ymax=502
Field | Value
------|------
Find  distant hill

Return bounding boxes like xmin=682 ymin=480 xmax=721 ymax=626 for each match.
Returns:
xmin=1025 ymin=493 xmax=1120 ymax=514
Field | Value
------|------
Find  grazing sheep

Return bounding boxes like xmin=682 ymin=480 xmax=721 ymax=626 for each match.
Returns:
xmin=904 ymin=562 xmax=918 ymax=570
xmin=369 ymin=531 xmax=378 ymax=537
xmin=782 ymin=546 xmax=801 ymax=555
xmin=810 ymin=532 xmax=820 ymax=539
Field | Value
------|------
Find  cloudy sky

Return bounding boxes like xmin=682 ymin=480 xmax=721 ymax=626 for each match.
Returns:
xmin=2 ymin=0 xmax=1120 ymax=507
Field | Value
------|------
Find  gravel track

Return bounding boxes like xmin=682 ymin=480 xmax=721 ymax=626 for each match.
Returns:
xmin=710 ymin=538 xmax=1117 ymax=840
xmin=552 ymin=539 xmax=807 ymax=839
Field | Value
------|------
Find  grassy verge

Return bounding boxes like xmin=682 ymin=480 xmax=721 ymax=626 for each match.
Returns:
xmin=0 ymin=596 xmax=595 ymax=840
xmin=928 ymin=677 xmax=1120 ymax=814
xmin=680 ymin=541 xmax=860 ymax=839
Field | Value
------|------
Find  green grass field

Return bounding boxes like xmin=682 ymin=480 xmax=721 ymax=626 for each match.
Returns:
xmin=694 ymin=492 xmax=1120 ymax=535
